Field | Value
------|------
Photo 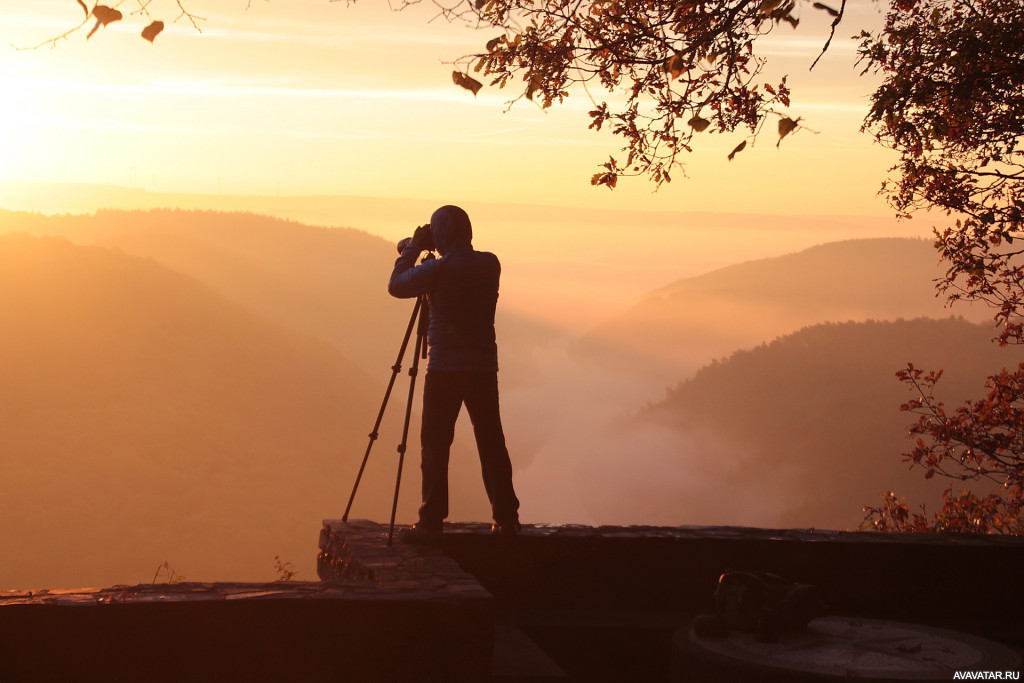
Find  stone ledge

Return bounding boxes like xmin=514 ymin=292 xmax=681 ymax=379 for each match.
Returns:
xmin=0 ymin=580 xmax=378 ymax=606
xmin=317 ymin=519 xmax=493 ymax=604
xmin=445 ymin=521 xmax=1024 ymax=546
xmin=3 ymin=520 xmax=1021 ymax=682
xmin=0 ymin=520 xmax=498 ymax=683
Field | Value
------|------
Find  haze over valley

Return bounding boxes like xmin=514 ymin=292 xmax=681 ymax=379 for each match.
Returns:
xmin=0 ymin=200 xmax=1009 ymax=589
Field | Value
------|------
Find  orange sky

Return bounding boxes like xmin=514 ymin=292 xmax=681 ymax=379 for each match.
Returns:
xmin=1 ymin=0 xmax=905 ymax=217
xmin=0 ymin=3 xmax=981 ymax=559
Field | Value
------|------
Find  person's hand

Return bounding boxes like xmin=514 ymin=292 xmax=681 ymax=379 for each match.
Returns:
xmin=412 ymin=224 xmax=432 ymax=248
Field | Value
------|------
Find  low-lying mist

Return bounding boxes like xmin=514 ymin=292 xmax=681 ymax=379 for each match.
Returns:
xmin=0 ymin=206 xmax=1008 ymax=591
xmin=504 ymin=318 xmax=1014 ymax=530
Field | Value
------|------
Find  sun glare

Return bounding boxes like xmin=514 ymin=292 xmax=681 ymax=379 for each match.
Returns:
xmin=0 ymin=0 xmax=899 ymax=214
xmin=0 ymin=74 xmax=43 ymax=181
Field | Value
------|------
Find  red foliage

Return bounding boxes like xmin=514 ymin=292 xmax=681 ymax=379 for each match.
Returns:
xmin=858 ymin=0 xmax=1024 ymax=534
xmin=863 ymin=362 xmax=1024 ymax=533
xmin=862 ymin=488 xmax=1023 ymax=534
xmin=426 ymin=0 xmax=820 ymax=186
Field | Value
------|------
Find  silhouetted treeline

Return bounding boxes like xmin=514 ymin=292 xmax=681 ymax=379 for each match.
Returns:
xmin=638 ymin=318 xmax=1015 ymax=528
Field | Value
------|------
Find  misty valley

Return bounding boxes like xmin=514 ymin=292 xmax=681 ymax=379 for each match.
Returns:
xmin=0 ymin=208 xmax=1012 ymax=590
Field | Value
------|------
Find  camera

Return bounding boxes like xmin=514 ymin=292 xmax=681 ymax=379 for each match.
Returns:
xmin=396 ymin=224 xmax=433 ymax=254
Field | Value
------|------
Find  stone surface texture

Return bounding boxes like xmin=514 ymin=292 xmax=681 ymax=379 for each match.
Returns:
xmin=2 ymin=520 xmax=1023 ymax=682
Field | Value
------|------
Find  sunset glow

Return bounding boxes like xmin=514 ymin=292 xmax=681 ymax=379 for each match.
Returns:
xmin=4 ymin=0 xmax=985 ymax=591
xmin=1 ymin=0 xmax=901 ymax=215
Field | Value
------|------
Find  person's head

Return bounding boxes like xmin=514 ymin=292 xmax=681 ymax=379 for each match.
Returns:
xmin=429 ymin=205 xmax=472 ymax=256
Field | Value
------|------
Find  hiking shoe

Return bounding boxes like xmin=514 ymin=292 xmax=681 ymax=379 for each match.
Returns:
xmin=491 ymin=520 xmax=521 ymax=538
xmin=398 ymin=523 xmax=442 ymax=545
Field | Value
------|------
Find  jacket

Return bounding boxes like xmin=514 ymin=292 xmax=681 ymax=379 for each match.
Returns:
xmin=387 ymin=206 xmax=500 ymax=372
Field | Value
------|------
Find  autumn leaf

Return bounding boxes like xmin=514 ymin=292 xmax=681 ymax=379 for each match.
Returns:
xmin=87 ymin=6 xmax=122 ymax=39
xmin=812 ymin=2 xmax=840 ymax=17
xmin=777 ymin=117 xmax=799 ymax=147
xmin=526 ymin=73 xmax=542 ymax=100
xmin=141 ymin=21 xmax=164 ymax=43
xmin=664 ymin=53 xmax=685 ymax=80
xmin=92 ymin=5 xmax=122 ymax=26
xmin=452 ymin=71 xmax=483 ymax=96
xmin=727 ymin=140 xmax=747 ymax=161
xmin=688 ymin=116 xmax=711 ymax=132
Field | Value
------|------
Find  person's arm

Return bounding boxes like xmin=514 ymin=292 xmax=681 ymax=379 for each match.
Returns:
xmin=388 ymin=227 xmax=439 ymax=298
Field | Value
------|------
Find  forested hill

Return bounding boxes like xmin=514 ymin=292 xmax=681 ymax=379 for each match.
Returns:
xmin=576 ymin=238 xmax=989 ymax=378
xmin=0 ymin=234 xmax=398 ymax=589
xmin=0 ymin=209 xmax=553 ymax=589
xmin=0 ymin=208 xmax=556 ymax=379
xmin=629 ymin=317 xmax=1017 ymax=530
xmin=0 ymin=209 xmax=404 ymax=372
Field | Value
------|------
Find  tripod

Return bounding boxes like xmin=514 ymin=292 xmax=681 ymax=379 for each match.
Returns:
xmin=342 ymin=270 xmax=431 ymax=546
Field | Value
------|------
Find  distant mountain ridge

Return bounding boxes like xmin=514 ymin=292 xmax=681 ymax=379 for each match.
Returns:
xmin=0 ymin=233 xmax=438 ymax=589
xmin=0 ymin=208 xmax=557 ymax=378
xmin=0 ymin=208 xmax=405 ymax=371
xmin=576 ymin=238 xmax=989 ymax=379
xmin=1 ymin=181 xmax=931 ymax=331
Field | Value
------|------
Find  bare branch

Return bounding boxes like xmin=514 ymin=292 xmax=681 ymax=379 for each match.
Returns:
xmin=810 ymin=0 xmax=847 ymax=71
xmin=173 ymin=0 xmax=205 ymax=32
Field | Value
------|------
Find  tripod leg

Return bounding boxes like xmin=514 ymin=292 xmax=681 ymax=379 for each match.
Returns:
xmin=388 ymin=308 xmax=427 ymax=546
xmin=342 ymin=297 xmax=422 ymax=522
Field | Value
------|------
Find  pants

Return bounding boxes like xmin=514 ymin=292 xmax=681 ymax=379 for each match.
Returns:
xmin=419 ymin=370 xmax=520 ymax=527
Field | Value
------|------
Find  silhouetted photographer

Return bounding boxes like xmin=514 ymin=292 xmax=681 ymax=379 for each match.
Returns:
xmin=388 ymin=205 xmax=521 ymax=543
